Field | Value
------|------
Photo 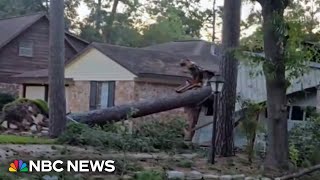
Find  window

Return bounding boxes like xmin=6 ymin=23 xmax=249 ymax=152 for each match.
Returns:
xmin=291 ymin=106 xmax=304 ymax=121
xmin=90 ymin=81 xmax=115 ymax=110
xmin=19 ymin=41 xmax=33 ymax=57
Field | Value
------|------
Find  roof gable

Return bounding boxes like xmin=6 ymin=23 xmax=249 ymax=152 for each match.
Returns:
xmin=0 ymin=13 xmax=46 ymax=49
xmin=65 ymin=48 xmax=136 ymax=81
xmin=0 ymin=12 xmax=89 ymax=51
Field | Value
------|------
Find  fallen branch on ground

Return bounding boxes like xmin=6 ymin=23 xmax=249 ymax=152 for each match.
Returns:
xmin=275 ymin=164 xmax=320 ymax=180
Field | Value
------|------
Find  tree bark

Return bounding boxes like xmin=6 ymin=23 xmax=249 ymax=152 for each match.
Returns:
xmin=69 ymin=87 xmax=212 ymax=125
xmin=95 ymin=0 xmax=102 ymax=31
xmin=105 ymin=0 xmax=119 ymax=43
xmin=49 ymin=0 xmax=67 ymax=137
xmin=258 ymin=0 xmax=289 ymax=170
xmin=212 ymin=0 xmax=216 ymax=42
xmin=215 ymin=0 xmax=241 ymax=157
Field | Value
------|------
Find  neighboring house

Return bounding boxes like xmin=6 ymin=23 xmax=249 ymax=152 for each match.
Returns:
xmin=0 ymin=13 xmax=89 ymax=96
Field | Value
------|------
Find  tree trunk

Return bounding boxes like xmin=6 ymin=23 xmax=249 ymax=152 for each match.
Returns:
xmin=95 ymin=0 xmax=102 ymax=31
xmin=212 ymin=0 xmax=216 ymax=42
xmin=69 ymin=87 xmax=212 ymax=125
xmin=49 ymin=0 xmax=67 ymax=138
xmin=105 ymin=0 xmax=119 ymax=43
xmin=215 ymin=0 xmax=241 ymax=157
xmin=259 ymin=0 xmax=289 ymax=170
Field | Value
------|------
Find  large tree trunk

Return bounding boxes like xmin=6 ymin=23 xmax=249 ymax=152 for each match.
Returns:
xmin=69 ymin=87 xmax=211 ymax=125
xmin=259 ymin=0 xmax=289 ymax=170
xmin=215 ymin=0 xmax=241 ymax=157
xmin=105 ymin=0 xmax=119 ymax=43
xmin=49 ymin=0 xmax=67 ymax=137
xmin=212 ymin=0 xmax=216 ymax=42
xmin=95 ymin=0 xmax=102 ymax=31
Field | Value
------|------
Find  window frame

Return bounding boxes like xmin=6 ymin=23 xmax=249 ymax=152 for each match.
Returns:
xmin=18 ymin=40 xmax=34 ymax=57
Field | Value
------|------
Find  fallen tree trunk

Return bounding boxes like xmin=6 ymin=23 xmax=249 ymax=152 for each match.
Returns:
xmin=275 ymin=164 xmax=320 ymax=180
xmin=69 ymin=87 xmax=212 ymax=125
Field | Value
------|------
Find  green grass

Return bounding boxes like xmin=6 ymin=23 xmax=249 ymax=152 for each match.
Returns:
xmin=0 ymin=135 xmax=56 ymax=144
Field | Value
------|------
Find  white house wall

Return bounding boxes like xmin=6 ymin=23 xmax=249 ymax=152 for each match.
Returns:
xmin=65 ymin=48 xmax=137 ymax=81
xmin=236 ymin=62 xmax=320 ymax=110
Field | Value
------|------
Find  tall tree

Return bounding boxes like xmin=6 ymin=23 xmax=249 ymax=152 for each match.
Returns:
xmin=105 ymin=0 xmax=119 ymax=42
xmin=257 ymin=0 xmax=290 ymax=170
xmin=215 ymin=0 xmax=241 ymax=157
xmin=49 ymin=0 xmax=67 ymax=137
xmin=212 ymin=0 xmax=217 ymax=42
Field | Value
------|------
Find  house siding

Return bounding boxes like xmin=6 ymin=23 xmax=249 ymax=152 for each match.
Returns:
xmin=0 ymin=17 xmax=85 ymax=77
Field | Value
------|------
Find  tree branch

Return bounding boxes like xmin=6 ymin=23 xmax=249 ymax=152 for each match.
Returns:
xmin=275 ymin=164 xmax=320 ymax=180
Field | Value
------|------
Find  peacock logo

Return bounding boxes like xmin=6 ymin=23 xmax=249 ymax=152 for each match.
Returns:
xmin=9 ymin=160 xmax=29 ymax=172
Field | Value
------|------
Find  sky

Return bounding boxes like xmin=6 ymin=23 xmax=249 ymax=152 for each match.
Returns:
xmin=76 ymin=0 xmax=261 ymax=40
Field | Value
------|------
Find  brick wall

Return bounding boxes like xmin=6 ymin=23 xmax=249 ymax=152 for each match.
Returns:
xmin=114 ymin=81 xmax=135 ymax=106
xmin=133 ymin=81 xmax=187 ymax=121
xmin=0 ymin=83 xmax=21 ymax=97
xmin=67 ymin=81 xmax=90 ymax=113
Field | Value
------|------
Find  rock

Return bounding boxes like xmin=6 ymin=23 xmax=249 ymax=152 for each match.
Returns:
xmin=186 ymin=170 xmax=203 ymax=180
xmin=30 ymin=125 xmax=38 ymax=132
xmin=261 ymin=178 xmax=272 ymax=180
xmin=28 ymin=106 xmax=33 ymax=112
xmin=167 ymin=171 xmax=185 ymax=179
xmin=34 ymin=114 xmax=44 ymax=124
xmin=232 ymin=174 xmax=245 ymax=180
xmin=42 ymin=175 xmax=59 ymax=180
xmin=1 ymin=121 xmax=8 ymax=128
xmin=244 ymin=177 xmax=255 ymax=180
xmin=203 ymin=174 xmax=220 ymax=180
xmin=41 ymin=130 xmax=49 ymax=136
xmin=219 ymin=175 xmax=232 ymax=180
xmin=42 ymin=127 xmax=49 ymax=131
xmin=181 ymin=153 xmax=198 ymax=159
xmin=9 ymin=123 xmax=18 ymax=129
xmin=22 ymin=119 xmax=31 ymax=127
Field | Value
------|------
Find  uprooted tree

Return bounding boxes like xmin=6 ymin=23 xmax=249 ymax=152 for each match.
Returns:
xmin=69 ymin=87 xmax=212 ymax=125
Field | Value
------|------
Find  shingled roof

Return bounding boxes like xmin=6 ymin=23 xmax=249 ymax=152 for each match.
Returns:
xmin=90 ymin=42 xmax=189 ymax=77
xmin=0 ymin=13 xmax=45 ymax=49
xmin=143 ymin=40 xmax=220 ymax=72
xmin=0 ymin=12 xmax=89 ymax=51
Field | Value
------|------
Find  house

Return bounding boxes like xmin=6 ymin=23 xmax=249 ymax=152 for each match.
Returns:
xmin=8 ymin=42 xmax=217 ymax=120
xmin=0 ymin=13 xmax=89 ymax=96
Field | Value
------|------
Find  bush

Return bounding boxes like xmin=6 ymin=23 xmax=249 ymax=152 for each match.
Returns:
xmin=31 ymin=99 xmax=49 ymax=116
xmin=0 ymin=93 xmax=15 ymax=111
xmin=58 ymin=118 xmax=187 ymax=152
xmin=289 ymin=114 xmax=320 ymax=167
xmin=134 ymin=170 xmax=164 ymax=180
xmin=134 ymin=118 xmax=186 ymax=150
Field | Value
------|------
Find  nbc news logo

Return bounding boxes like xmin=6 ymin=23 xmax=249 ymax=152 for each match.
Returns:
xmin=9 ymin=159 xmax=116 ymax=173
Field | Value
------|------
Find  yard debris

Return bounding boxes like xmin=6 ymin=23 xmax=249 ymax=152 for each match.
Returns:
xmin=1 ymin=98 xmax=49 ymax=136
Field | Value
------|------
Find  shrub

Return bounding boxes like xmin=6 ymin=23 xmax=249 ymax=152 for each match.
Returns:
xmin=289 ymin=114 xmax=320 ymax=167
xmin=134 ymin=118 xmax=186 ymax=150
xmin=0 ymin=93 xmax=15 ymax=111
xmin=59 ymin=118 xmax=187 ymax=152
xmin=31 ymin=99 xmax=49 ymax=116
xmin=134 ymin=170 xmax=164 ymax=180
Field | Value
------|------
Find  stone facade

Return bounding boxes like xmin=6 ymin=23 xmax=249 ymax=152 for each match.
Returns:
xmin=0 ymin=83 xmax=22 ymax=97
xmin=115 ymin=81 xmax=135 ymax=106
xmin=67 ymin=81 xmax=90 ymax=113
xmin=133 ymin=81 xmax=187 ymax=121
